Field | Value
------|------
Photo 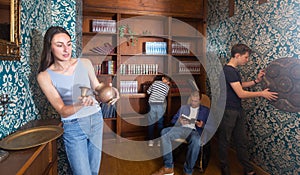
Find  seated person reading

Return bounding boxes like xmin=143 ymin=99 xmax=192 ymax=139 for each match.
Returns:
xmin=151 ymin=91 xmax=210 ymax=175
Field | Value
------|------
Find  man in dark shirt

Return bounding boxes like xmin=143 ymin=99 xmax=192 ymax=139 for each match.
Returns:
xmin=219 ymin=44 xmax=278 ymax=175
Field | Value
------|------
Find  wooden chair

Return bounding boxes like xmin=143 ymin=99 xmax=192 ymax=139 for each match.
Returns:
xmin=173 ymin=93 xmax=211 ymax=172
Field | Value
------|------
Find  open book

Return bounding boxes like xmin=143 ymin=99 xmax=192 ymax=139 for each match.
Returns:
xmin=181 ymin=114 xmax=196 ymax=123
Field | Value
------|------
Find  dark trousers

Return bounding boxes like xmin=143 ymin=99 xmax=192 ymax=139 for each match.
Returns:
xmin=218 ymin=109 xmax=253 ymax=175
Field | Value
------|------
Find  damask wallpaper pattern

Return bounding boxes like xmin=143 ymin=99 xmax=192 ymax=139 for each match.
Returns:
xmin=0 ymin=0 xmax=81 ymax=174
xmin=206 ymin=0 xmax=300 ymax=174
xmin=0 ymin=0 xmax=81 ymax=137
xmin=1 ymin=0 xmax=299 ymax=174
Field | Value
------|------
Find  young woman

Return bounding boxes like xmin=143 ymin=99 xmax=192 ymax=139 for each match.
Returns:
xmin=37 ymin=26 xmax=119 ymax=175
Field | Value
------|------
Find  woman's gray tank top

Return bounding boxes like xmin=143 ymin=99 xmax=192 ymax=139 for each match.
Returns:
xmin=47 ymin=58 xmax=100 ymax=120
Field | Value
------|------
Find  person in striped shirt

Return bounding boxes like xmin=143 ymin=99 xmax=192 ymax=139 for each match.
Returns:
xmin=147 ymin=75 xmax=171 ymax=147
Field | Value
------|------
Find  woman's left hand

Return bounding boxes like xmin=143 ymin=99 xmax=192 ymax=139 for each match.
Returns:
xmin=108 ymin=87 xmax=120 ymax=105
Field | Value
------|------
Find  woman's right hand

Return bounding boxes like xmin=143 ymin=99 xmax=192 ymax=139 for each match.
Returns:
xmin=78 ymin=95 xmax=94 ymax=106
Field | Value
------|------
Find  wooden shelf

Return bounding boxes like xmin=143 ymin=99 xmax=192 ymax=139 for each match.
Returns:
xmin=83 ymin=32 xmax=117 ymax=36
xmin=82 ymin=0 xmax=207 ymax=142
xmin=121 ymin=113 xmax=147 ymax=119
xmin=171 ymin=54 xmax=200 ymax=57
xmin=82 ymin=53 xmax=117 ymax=57
xmin=120 ymin=93 xmax=147 ymax=98
xmin=120 ymin=54 xmax=168 ymax=56
xmin=171 ymin=35 xmax=204 ymax=39
xmin=96 ymin=74 xmax=116 ymax=77
xmin=103 ymin=117 xmax=117 ymax=121
xmin=172 ymin=73 xmax=202 ymax=76
xmin=123 ymin=34 xmax=169 ymax=38
xmin=120 ymin=74 xmax=160 ymax=76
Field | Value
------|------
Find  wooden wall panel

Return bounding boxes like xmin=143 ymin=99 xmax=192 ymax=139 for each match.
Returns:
xmin=84 ymin=0 xmax=204 ymax=18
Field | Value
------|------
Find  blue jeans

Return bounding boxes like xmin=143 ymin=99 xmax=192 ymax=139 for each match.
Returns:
xmin=62 ymin=111 xmax=103 ymax=175
xmin=148 ymin=103 xmax=165 ymax=140
xmin=161 ymin=127 xmax=201 ymax=175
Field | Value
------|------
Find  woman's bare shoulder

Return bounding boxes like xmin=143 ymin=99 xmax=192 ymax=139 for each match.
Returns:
xmin=79 ymin=58 xmax=93 ymax=68
xmin=37 ymin=70 xmax=52 ymax=85
xmin=80 ymin=57 xmax=91 ymax=63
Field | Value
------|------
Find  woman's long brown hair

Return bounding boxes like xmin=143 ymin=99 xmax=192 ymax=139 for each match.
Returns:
xmin=37 ymin=26 xmax=71 ymax=73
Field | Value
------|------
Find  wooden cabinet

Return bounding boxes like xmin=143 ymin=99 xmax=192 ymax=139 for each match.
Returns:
xmin=0 ymin=119 xmax=61 ymax=175
xmin=82 ymin=0 xmax=207 ymax=142
xmin=0 ymin=142 xmax=58 ymax=175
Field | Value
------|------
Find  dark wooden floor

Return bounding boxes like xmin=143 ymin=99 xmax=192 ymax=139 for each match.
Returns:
xmin=99 ymin=138 xmax=269 ymax=175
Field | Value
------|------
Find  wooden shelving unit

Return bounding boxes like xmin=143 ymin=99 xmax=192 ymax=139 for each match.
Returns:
xmin=82 ymin=0 xmax=207 ymax=142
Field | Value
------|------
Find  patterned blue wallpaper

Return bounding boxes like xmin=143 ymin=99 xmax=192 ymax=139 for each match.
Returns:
xmin=1 ymin=0 xmax=299 ymax=174
xmin=0 ymin=0 xmax=81 ymax=174
xmin=0 ymin=0 xmax=81 ymax=138
xmin=207 ymin=0 xmax=300 ymax=174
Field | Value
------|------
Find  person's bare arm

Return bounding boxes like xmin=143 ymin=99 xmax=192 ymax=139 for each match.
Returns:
xmin=195 ymin=120 xmax=204 ymax=128
xmin=241 ymin=80 xmax=257 ymax=88
xmin=81 ymin=58 xmax=104 ymax=90
xmin=242 ymin=70 xmax=265 ymax=88
xmin=37 ymin=71 xmax=92 ymax=118
xmin=231 ymin=81 xmax=278 ymax=100
xmin=81 ymin=58 xmax=120 ymax=104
